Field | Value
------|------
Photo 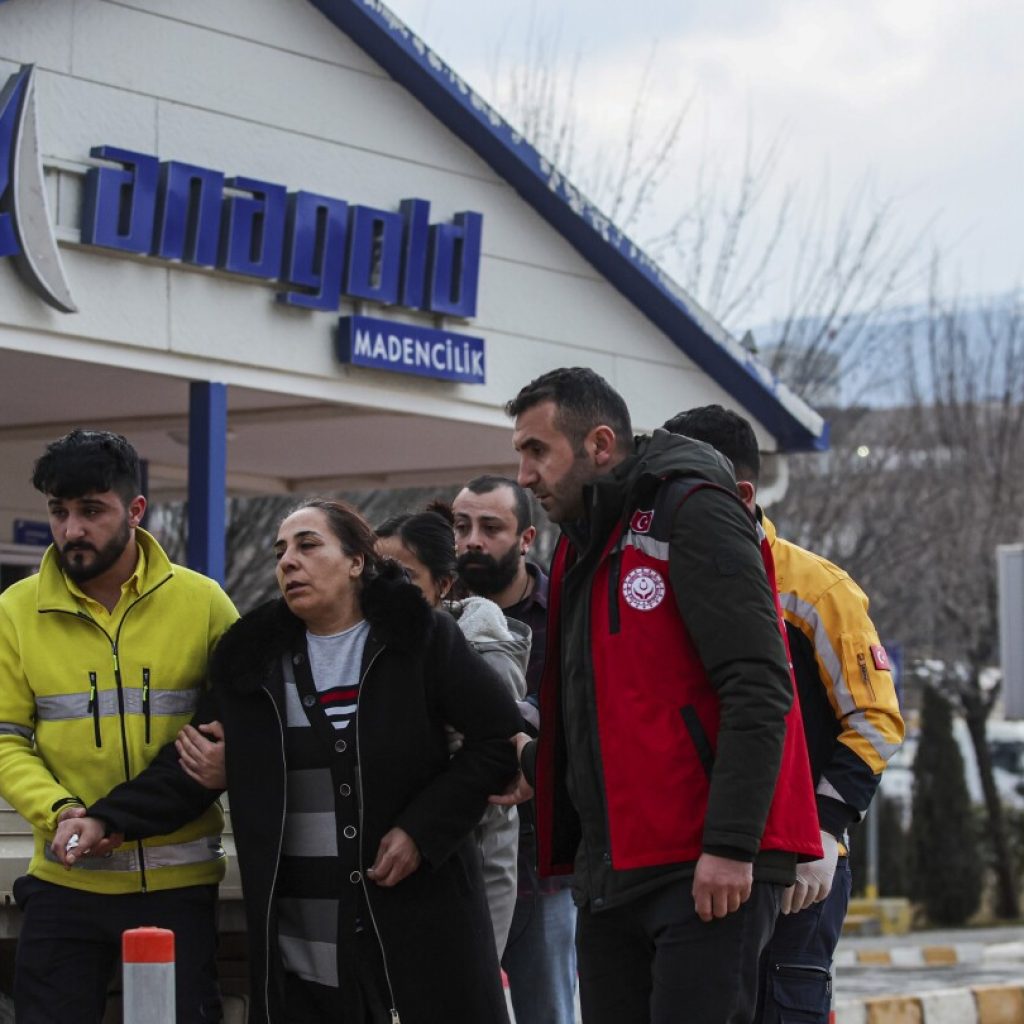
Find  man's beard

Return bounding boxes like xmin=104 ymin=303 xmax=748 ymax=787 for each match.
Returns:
xmin=457 ymin=544 xmax=522 ymax=598
xmin=57 ymin=519 xmax=131 ymax=584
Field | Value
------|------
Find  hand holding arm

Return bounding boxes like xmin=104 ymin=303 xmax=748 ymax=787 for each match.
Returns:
xmin=175 ymin=721 xmax=226 ymax=790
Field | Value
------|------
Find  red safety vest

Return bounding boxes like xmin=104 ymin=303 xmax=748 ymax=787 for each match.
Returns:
xmin=535 ymin=480 xmax=822 ymax=874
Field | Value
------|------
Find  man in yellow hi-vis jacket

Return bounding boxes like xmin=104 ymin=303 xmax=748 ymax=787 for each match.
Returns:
xmin=0 ymin=429 xmax=237 ymax=1023
xmin=665 ymin=406 xmax=905 ymax=1024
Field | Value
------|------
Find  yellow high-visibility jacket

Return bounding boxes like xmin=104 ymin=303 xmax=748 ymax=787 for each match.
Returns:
xmin=0 ymin=528 xmax=238 ymax=893
xmin=764 ymin=514 xmax=905 ymax=842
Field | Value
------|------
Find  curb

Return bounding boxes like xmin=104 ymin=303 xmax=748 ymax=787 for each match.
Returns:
xmin=834 ymin=983 xmax=1024 ymax=1023
xmin=835 ymin=941 xmax=1024 ymax=968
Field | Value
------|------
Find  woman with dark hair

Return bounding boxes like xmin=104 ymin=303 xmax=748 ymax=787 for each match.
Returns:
xmin=376 ymin=505 xmax=530 ymax=958
xmin=53 ymin=498 xmax=521 ymax=1024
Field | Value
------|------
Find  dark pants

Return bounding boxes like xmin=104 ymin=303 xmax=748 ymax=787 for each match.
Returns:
xmin=577 ymin=879 xmax=782 ymax=1024
xmin=755 ymin=858 xmax=852 ymax=1024
xmin=13 ymin=875 xmax=221 ymax=1024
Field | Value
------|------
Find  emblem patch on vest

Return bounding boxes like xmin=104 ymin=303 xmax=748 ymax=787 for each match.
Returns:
xmin=621 ymin=566 xmax=666 ymax=610
xmin=630 ymin=509 xmax=654 ymax=534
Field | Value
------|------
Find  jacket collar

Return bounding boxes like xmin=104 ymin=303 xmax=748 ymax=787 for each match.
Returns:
xmin=35 ymin=528 xmax=174 ymax=614
xmin=758 ymin=508 xmax=778 ymax=549
xmin=213 ymin=562 xmax=434 ymax=696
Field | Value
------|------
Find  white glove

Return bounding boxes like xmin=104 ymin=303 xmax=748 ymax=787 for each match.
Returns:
xmin=780 ymin=831 xmax=839 ymax=915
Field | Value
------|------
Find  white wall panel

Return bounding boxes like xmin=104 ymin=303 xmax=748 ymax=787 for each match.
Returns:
xmin=0 ymin=249 xmax=170 ymax=351
xmin=474 ymin=330 xmax=619 ymax=413
xmin=37 ymin=70 xmax=158 ymax=166
xmin=69 ymin=0 xmax=501 ymax=182
xmin=0 ymin=2 xmax=74 ymax=75
xmin=103 ymin=0 xmax=386 ymax=77
xmin=168 ymin=271 xmax=337 ymax=378
xmin=612 ymin=355 xmax=748 ymax=434
xmin=474 ymin=257 xmax=699 ymax=367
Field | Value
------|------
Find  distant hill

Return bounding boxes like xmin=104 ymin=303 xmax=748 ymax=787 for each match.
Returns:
xmin=751 ymin=290 xmax=1020 ymax=409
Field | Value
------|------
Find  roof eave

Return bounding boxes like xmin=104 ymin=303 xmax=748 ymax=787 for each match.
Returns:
xmin=308 ymin=0 xmax=828 ymax=453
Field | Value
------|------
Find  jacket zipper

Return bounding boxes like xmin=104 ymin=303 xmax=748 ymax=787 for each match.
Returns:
xmin=260 ymin=682 xmax=288 ymax=1024
xmin=564 ymin=534 xmax=616 ymax=903
xmin=774 ymin=961 xmax=832 ymax=996
xmin=354 ymin=644 xmax=401 ymax=1024
xmin=48 ymin=577 xmax=173 ymax=890
xmin=111 ymin=576 xmax=172 ymax=891
xmin=142 ymin=668 xmax=151 ymax=744
xmin=87 ymin=671 xmax=102 ymax=748
xmin=606 ymin=547 xmax=622 ymax=635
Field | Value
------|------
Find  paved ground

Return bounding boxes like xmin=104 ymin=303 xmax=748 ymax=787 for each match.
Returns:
xmin=506 ymin=924 xmax=1024 ymax=1020
xmin=839 ymin=924 xmax=1024 ymax=951
xmin=836 ymin=961 xmax=1024 ymax=999
xmin=834 ymin=924 xmax=1024 ymax=1002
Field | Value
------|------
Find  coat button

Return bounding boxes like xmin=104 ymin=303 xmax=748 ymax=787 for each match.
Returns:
xmin=593 ymin=897 xmax=605 ymax=908
xmin=339 ymin=783 xmax=352 ymax=797
xmin=335 ymin=739 xmax=348 ymax=753
xmin=343 ymin=825 xmax=357 ymax=839
xmin=292 ymin=653 xmax=303 ymax=665
xmin=349 ymin=870 xmax=362 ymax=884
xmin=302 ymin=695 xmax=316 ymax=708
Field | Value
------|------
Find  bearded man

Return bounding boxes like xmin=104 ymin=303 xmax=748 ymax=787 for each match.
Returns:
xmin=453 ymin=476 xmax=578 ymax=1024
xmin=0 ymin=429 xmax=237 ymax=1023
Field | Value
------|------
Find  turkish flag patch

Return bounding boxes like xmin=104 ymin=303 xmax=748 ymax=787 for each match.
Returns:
xmin=630 ymin=509 xmax=654 ymax=534
xmin=870 ymin=645 xmax=891 ymax=671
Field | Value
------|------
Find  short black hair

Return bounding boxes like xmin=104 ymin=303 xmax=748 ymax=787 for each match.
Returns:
xmin=376 ymin=505 xmax=457 ymax=586
xmin=462 ymin=475 xmax=533 ymax=533
xmin=32 ymin=429 xmax=142 ymax=504
xmin=505 ymin=367 xmax=632 ymax=454
xmin=662 ymin=405 xmax=761 ymax=483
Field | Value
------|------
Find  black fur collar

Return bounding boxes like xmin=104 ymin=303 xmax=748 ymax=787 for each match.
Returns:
xmin=212 ymin=562 xmax=434 ymax=695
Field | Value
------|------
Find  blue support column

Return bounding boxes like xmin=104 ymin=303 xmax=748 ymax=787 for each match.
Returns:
xmin=187 ymin=381 xmax=227 ymax=584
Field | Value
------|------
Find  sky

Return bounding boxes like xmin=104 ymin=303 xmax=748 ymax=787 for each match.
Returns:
xmin=384 ymin=0 xmax=1023 ymax=327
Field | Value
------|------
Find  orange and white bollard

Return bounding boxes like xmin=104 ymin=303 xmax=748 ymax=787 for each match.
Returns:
xmin=122 ymin=926 xmax=176 ymax=1023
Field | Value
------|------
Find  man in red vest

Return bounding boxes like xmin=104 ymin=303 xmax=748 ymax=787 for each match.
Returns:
xmin=493 ymin=368 xmax=822 ymax=1024
xmin=665 ymin=405 xmax=904 ymax=1024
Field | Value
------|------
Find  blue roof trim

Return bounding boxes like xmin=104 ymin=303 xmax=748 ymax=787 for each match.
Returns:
xmin=308 ymin=0 xmax=827 ymax=452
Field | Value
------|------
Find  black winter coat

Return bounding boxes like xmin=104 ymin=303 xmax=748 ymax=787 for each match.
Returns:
xmin=90 ymin=566 xmax=521 ymax=1024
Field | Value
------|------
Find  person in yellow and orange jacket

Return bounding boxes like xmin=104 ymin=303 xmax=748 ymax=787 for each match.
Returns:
xmin=0 ymin=429 xmax=238 ymax=1024
xmin=665 ymin=406 xmax=905 ymax=1024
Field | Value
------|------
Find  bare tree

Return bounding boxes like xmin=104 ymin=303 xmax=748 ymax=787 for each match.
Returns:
xmin=777 ymin=283 xmax=1024 ymax=916
xmin=485 ymin=29 xmax=928 ymax=405
xmin=903 ymin=283 xmax=1024 ymax=918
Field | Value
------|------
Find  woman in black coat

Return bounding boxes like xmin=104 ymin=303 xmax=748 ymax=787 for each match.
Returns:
xmin=55 ymin=499 xmax=522 ymax=1024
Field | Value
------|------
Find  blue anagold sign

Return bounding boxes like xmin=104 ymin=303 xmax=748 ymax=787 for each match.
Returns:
xmin=1 ymin=66 xmax=484 ymax=322
xmin=338 ymin=315 xmax=485 ymax=384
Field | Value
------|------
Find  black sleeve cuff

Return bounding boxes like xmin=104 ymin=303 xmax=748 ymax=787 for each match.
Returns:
xmin=521 ymin=738 xmax=538 ymax=788
xmin=816 ymin=794 xmax=857 ymax=839
xmin=702 ymin=844 xmax=755 ymax=863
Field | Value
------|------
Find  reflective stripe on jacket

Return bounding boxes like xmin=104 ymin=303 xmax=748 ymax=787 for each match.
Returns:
xmin=763 ymin=514 xmax=904 ymax=837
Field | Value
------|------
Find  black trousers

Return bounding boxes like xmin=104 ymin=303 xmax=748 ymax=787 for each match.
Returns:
xmin=13 ymin=875 xmax=221 ymax=1024
xmin=577 ymin=879 xmax=782 ymax=1024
